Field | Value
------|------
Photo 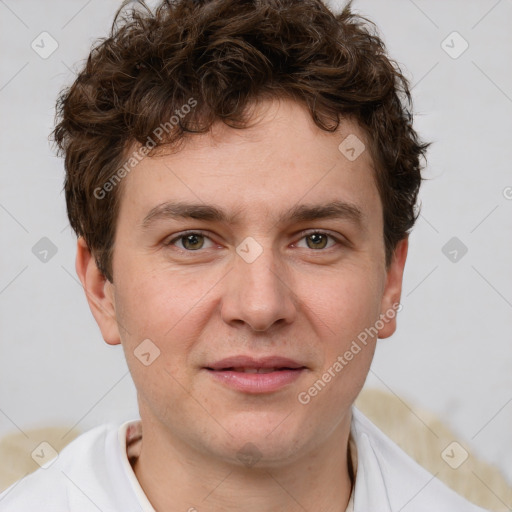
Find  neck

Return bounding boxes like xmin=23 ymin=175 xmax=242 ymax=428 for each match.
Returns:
xmin=132 ymin=411 xmax=354 ymax=512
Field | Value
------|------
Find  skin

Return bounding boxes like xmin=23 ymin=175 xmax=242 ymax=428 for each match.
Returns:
xmin=76 ymin=97 xmax=408 ymax=512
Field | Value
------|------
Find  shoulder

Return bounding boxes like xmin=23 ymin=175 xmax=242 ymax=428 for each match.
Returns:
xmin=0 ymin=421 xmax=138 ymax=512
xmin=350 ymin=406 xmax=490 ymax=512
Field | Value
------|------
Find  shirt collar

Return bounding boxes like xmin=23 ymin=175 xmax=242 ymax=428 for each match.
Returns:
xmin=349 ymin=406 xmax=393 ymax=512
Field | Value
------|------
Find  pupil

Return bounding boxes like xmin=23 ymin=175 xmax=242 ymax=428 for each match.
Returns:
xmin=184 ymin=234 xmax=203 ymax=250
xmin=308 ymin=233 xmax=326 ymax=249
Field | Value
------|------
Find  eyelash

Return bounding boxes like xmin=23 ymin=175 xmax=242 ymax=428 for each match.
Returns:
xmin=165 ymin=229 xmax=345 ymax=252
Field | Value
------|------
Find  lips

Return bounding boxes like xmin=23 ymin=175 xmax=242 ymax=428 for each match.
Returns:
xmin=205 ymin=355 xmax=307 ymax=372
xmin=204 ymin=355 xmax=307 ymax=393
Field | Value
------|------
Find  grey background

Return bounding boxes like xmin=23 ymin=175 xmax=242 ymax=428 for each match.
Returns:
xmin=1 ymin=0 xmax=511 ymax=489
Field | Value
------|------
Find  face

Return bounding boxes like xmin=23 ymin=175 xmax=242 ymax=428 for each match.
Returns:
xmin=77 ymin=98 xmax=407 ymax=467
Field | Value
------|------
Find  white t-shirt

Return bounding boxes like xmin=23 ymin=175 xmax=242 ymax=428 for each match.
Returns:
xmin=0 ymin=406 xmax=489 ymax=511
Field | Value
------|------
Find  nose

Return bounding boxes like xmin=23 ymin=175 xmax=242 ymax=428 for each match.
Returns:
xmin=220 ymin=241 xmax=297 ymax=332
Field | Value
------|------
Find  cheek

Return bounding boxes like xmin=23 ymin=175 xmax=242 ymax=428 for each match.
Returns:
xmin=114 ymin=257 xmax=203 ymax=337
xmin=296 ymin=272 xmax=380 ymax=418
xmin=302 ymin=264 xmax=383 ymax=337
xmin=112 ymin=263 xmax=217 ymax=392
xmin=112 ymin=271 xmax=198 ymax=415
xmin=298 ymin=265 xmax=382 ymax=383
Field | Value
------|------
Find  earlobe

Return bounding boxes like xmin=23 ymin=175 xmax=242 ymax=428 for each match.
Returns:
xmin=377 ymin=237 xmax=408 ymax=339
xmin=75 ymin=237 xmax=121 ymax=346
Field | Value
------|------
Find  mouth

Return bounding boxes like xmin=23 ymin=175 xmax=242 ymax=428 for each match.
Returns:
xmin=205 ymin=355 xmax=307 ymax=371
xmin=203 ymin=356 xmax=308 ymax=393
xmin=207 ymin=366 xmax=305 ymax=373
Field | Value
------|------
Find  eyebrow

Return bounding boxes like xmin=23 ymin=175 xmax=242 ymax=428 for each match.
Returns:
xmin=141 ymin=200 xmax=364 ymax=230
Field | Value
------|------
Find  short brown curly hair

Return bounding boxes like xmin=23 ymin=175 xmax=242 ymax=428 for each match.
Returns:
xmin=53 ymin=0 xmax=429 ymax=283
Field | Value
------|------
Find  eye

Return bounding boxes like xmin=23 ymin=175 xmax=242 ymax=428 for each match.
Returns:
xmin=165 ymin=231 xmax=215 ymax=251
xmin=165 ymin=229 xmax=344 ymax=252
xmin=294 ymin=230 xmax=342 ymax=250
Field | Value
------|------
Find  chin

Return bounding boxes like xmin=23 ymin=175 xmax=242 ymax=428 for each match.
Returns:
xmin=214 ymin=418 xmax=311 ymax=467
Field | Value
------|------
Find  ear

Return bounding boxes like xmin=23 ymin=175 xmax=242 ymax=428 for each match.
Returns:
xmin=75 ymin=237 xmax=121 ymax=346
xmin=377 ymin=237 xmax=408 ymax=339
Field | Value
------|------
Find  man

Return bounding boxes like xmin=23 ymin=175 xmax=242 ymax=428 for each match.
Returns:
xmin=0 ymin=0 xmax=490 ymax=510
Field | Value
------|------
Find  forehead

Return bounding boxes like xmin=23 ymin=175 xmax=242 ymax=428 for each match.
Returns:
xmin=117 ymin=98 xmax=381 ymax=229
